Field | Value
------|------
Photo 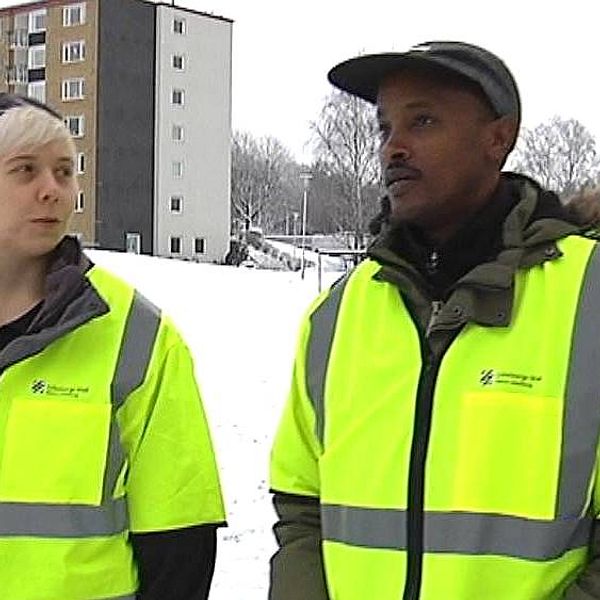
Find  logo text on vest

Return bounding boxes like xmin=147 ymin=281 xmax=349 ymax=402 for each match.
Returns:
xmin=30 ymin=379 xmax=90 ymax=398
xmin=479 ymin=369 xmax=542 ymax=389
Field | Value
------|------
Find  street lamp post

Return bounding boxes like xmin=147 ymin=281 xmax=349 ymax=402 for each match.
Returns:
xmin=300 ymin=172 xmax=312 ymax=279
xmin=292 ymin=211 xmax=299 ymax=261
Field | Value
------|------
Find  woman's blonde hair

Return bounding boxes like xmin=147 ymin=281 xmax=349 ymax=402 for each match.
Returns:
xmin=0 ymin=94 xmax=75 ymax=158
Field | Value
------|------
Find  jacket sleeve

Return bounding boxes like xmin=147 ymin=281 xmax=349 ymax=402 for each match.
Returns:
xmin=269 ymin=302 xmax=330 ymax=600
xmin=117 ymin=319 xmax=226 ymax=532
xmin=270 ymin=492 xmax=329 ymax=600
xmin=115 ymin=316 xmax=226 ymax=600
xmin=131 ymin=524 xmax=217 ymax=600
xmin=563 ymin=445 xmax=600 ymax=599
xmin=563 ymin=523 xmax=600 ymax=599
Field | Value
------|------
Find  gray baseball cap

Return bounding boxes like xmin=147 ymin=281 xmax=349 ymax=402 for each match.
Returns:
xmin=327 ymin=41 xmax=521 ymax=124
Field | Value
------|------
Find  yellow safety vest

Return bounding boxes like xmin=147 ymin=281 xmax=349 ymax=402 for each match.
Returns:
xmin=271 ymin=235 xmax=600 ymax=599
xmin=0 ymin=266 xmax=225 ymax=600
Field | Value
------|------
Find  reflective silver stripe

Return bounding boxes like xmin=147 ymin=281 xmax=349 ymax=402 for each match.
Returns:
xmin=102 ymin=418 xmax=127 ymax=503
xmin=559 ymin=243 xmax=600 ymax=516
xmin=99 ymin=595 xmax=136 ymax=600
xmin=321 ymin=504 xmax=592 ymax=560
xmin=112 ymin=291 xmax=161 ymax=410
xmin=306 ymin=275 xmax=350 ymax=444
xmin=103 ymin=291 xmax=161 ymax=501
xmin=0 ymin=497 xmax=128 ymax=537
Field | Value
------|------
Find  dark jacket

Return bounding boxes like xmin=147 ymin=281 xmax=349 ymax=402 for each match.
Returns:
xmin=270 ymin=173 xmax=600 ymax=600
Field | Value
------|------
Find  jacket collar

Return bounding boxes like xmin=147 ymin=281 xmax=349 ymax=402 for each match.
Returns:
xmin=369 ymin=174 xmax=581 ymax=329
xmin=0 ymin=236 xmax=109 ymax=371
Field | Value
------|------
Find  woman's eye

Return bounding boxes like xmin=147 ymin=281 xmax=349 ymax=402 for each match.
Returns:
xmin=13 ymin=164 xmax=33 ymax=173
xmin=58 ymin=167 xmax=74 ymax=177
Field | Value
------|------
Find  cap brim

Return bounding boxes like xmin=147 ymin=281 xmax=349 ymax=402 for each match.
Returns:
xmin=328 ymin=53 xmax=445 ymax=104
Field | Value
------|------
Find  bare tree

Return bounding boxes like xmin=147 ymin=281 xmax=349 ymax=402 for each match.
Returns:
xmin=230 ymin=131 xmax=301 ymax=234
xmin=255 ymin=136 xmax=302 ymax=233
xmin=310 ymin=89 xmax=381 ymax=246
xmin=509 ymin=116 xmax=600 ymax=198
xmin=231 ymin=131 xmax=261 ymax=232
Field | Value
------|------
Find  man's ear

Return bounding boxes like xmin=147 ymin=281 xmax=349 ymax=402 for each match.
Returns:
xmin=485 ymin=116 xmax=518 ymax=165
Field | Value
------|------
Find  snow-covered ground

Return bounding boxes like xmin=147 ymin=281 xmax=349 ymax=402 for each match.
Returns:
xmin=86 ymin=249 xmax=343 ymax=600
xmin=266 ymin=239 xmax=347 ymax=272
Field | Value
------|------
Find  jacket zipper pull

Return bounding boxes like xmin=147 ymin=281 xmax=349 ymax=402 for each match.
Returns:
xmin=426 ymin=250 xmax=439 ymax=274
xmin=426 ymin=300 xmax=444 ymax=338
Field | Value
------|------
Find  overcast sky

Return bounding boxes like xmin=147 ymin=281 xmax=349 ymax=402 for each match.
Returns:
xmin=3 ymin=0 xmax=600 ymax=163
xmin=190 ymin=0 xmax=600 ymax=164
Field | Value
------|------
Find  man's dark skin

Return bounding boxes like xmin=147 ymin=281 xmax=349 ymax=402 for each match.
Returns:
xmin=376 ymin=66 xmax=517 ymax=242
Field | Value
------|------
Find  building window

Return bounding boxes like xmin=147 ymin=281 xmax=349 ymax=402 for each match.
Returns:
xmin=172 ymin=54 xmax=185 ymax=71
xmin=169 ymin=236 xmax=182 ymax=254
xmin=172 ymin=160 xmax=184 ymax=179
xmin=28 ymin=69 xmax=46 ymax=83
xmin=29 ymin=9 xmax=47 ymax=33
xmin=64 ymin=115 xmax=84 ymax=137
xmin=62 ymin=78 xmax=85 ymax=100
xmin=173 ymin=18 xmax=186 ymax=34
xmin=194 ymin=237 xmax=206 ymax=254
xmin=172 ymin=89 xmax=185 ymax=106
xmin=77 ymin=152 xmax=85 ymax=174
xmin=28 ymin=45 xmax=46 ymax=69
xmin=62 ymin=40 xmax=85 ymax=63
xmin=170 ymin=195 xmax=183 ymax=213
xmin=75 ymin=191 xmax=84 ymax=213
xmin=63 ymin=3 xmax=86 ymax=27
xmin=125 ymin=232 xmax=141 ymax=254
xmin=10 ymin=29 xmax=28 ymax=48
xmin=27 ymin=81 xmax=46 ymax=103
xmin=172 ymin=124 xmax=184 ymax=142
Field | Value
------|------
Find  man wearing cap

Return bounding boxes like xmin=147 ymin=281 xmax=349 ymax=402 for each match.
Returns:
xmin=269 ymin=41 xmax=600 ymax=600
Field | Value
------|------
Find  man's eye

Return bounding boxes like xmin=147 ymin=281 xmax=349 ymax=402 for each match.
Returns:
xmin=413 ymin=114 xmax=434 ymax=127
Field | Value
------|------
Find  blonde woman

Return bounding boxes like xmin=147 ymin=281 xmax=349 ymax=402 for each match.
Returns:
xmin=0 ymin=94 xmax=226 ymax=600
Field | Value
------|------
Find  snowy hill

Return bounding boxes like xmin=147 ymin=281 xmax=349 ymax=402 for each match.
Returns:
xmin=87 ymin=249 xmax=342 ymax=600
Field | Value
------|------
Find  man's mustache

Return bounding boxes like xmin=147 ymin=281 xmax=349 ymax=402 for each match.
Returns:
xmin=384 ymin=162 xmax=422 ymax=187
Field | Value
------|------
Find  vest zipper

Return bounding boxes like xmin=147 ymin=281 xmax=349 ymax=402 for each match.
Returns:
xmin=402 ymin=302 xmax=444 ymax=600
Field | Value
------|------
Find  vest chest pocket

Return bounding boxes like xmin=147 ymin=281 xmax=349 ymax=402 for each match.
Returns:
xmin=0 ymin=398 xmax=112 ymax=505
xmin=450 ymin=391 xmax=563 ymax=520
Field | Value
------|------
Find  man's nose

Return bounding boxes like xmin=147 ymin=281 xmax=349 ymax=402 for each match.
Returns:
xmin=381 ymin=129 xmax=411 ymax=163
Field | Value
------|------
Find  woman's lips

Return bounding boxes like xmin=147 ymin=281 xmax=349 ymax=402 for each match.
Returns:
xmin=31 ymin=218 xmax=60 ymax=225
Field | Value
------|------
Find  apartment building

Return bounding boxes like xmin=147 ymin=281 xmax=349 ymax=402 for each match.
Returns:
xmin=0 ymin=0 xmax=232 ymax=263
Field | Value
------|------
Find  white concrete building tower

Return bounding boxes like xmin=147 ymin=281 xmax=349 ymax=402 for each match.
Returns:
xmin=154 ymin=4 xmax=232 ymax=262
